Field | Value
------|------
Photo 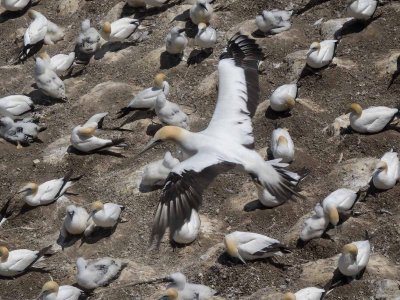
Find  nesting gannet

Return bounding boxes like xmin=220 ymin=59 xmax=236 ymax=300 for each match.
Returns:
xmin=20 ymin=9 xmax=48 ymax=59
xmin=62 ymin=205 xmax=93 ymax=236
xmin=347 ymin=0 xmax=377 ymax=20
xmin=77 ymin=19 xmax=101 ymax=54
xmin=39 ymin=51 xmax=75 ymax=74
xmin=172 ymin=209 xmax=200 ymax=244
xmin=321 ymin=188 xmax=358 ymax=227
xmin=164 ymin=272 xmax=217 ymax=299
xmin=349 ymin=103 xmax=399 ymax=134
xmin=306 ymin=40 xmax=337 ymax=69
xmin=0 ymin=116 xmax=41 ymax=148
xmin=0 ymin=95 xmax=34 ymax=117
xmin=271 ymin=127 xmax=295 ymax=163
xmin=300 ymin=203 xmax=329 ymax=242
xmin=34 ymin=57 xmax=66 ymax=100
xmin=224 ymin=231 xmax=288 ymax=263
xmin=117 ymin=73 xmax=169 ymax=117
xmin=190 ymin=0 xmax=213 ymax=25
xmin=372 ymin=150 xmax=399 ymax=190
xmin=39 ymin=281 xmax=84 ymax=300
xmin=76 ymin=257 xmax=125 ymax=289
xmin=255 ymin=9 xmax=292 ymax=34
xmin=269 ymin=83 xmax=297 ymax=112
xmin=155 ymin=93 xmax=189 ymax=129
xmin=70 ymin=112 xmax=127 ymax=153
xmin=1 ymin=0 xmax=30 ymax=11
xmin=282 ymin=287 xmax=325 ymax=300
xmin=0 ymin=245 xmax=51 ymax=277
xmin=338 ymin=239 xmax=370 ymax=277
xmin=88 ymin=201 xmax=124 ymax=228
xmin=141 ymin=151 xmax=180 ymax=186
xmin=0 ymin=198 xmax=13 ymax=227
xmin=126 ymin=0 xmax=146 ymax=7
xmin=17 ymin=172 xmax=82 ymax=206
xmin=166 ymin=27 xmax=188 ymax=55
xmin=195 ymin=23 xmax=217 ymax=49
xmin=100 ymin=18 xmax=140 ymax=42
xmin=138 ymin=34 xmax=302 ymax=249
xmin=45 ymin=20 xmax=64 ymax=45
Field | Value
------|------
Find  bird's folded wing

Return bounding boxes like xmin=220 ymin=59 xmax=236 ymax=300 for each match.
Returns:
xmin=203 ymin=33 xmax=264 ymax=149
xmin=149 ymin=153 xmax=234 ymax=249
xmin=240 ymin=238 xmax=282 ymax=256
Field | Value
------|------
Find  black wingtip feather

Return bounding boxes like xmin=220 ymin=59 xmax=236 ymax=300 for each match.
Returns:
xmin=220 ymin=33 xmax=264 ymax=63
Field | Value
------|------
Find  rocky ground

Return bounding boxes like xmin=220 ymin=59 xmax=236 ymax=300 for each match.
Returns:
xmin=0 ymin=0 xmax=400 ymax=299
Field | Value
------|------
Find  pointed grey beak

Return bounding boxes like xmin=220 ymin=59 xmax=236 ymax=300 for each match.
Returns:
xmin=87 ymin=211 xmax=95 ymax=222
xmin=177 ymin=28 xmax=186 ymax=34
xmin=68 ymin=211 xmax=75 ymax=218
xmin=134 ymin=139 xmax=162 ymax=159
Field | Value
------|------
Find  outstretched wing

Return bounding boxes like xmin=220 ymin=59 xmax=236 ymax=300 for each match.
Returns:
xmin=149 ymin=153 xmax=234 ymax=250
xmin=203 ymin=33 xmax=264 ymax=149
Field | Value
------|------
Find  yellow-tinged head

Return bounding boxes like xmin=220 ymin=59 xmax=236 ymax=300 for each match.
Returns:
xmin=103 ymin=22 xmax=112 ymax=34
xmin=375 ymin=161 xmax=388 ymax=173
xmin=19 ymin=182 xmax=39 ymax=195
xmin=350 ymin=103 xmax=363 ymax=115
xmin=198 ymin=22 xmax=207 ymax=30
xmin=282 ymin=292 xmax=296 ymax=300
xmin=92 ymin=200 xmax=104 ymax=211
xmin=277 ymin=135 xmax=288 ymax=145
xmin=165 ymin=288 xmax=178 ymax=300
xmin=38 ymin=51 xmax=50 ymax=60
xmin=310 ymin=42 xmax=321 ymax=51
xmin=41 ymin=281 xmax=59 ymax=294
xmin=78 ymin=127 xmax=96 ymax=136
xmin=342 ymin=243 xmax=358 ymax=257
xmin=153 ymin=126 xmax=185 ymax=142
xmin=154 ymin=73 xmax=167 ymax=88
xmin=0 ymin=246 xmax=9 ymax=262
xmin=285 ymin=97 xmax=296 ymax=109
xmin=27 ymin=9 xmax=38 ymax=19
xmin=327 ymin=206 xmax=339 ymax=226
xmin=224 ymin=235 xmax=246 ymax=263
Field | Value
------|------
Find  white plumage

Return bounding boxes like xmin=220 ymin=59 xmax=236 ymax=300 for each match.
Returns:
xmin=172 ymin=209 xmax=201 ymax=244
xmin=141 ymin=151 xmax=180 ymax=186
xmin=321 ymin=188 xmax=358 ymax=226
xmin=76 ymin=257 xmax=124 ymax=289
xmin=23 ymin=10 xmax=48 ymax=56
xmin=190 ymin=0 xmax=213 ymax=25
xmin=338 ymin=240 xmax=370 ymax=277
xmin=155 ymin=93 xmax=189 ymax=129
xmin=165 ymin=27 xmax=188 ymax=55
xmin=255 ymin=9 xmax=292 ymax=34
xmin=39 ymin=51 xmax=75 ymax=73
xmin=306 ymin=40 xmax=337 ymax=69
xmin=283 ymin=287 xmax=325 ymax=300
xmin=195 ymin=23 xmax=217 ymax=49
xmin=77 ymin=19 xmax=101 ymax=54
xmin=44 ymin=20 xmax=64 ymax=45
xmin=100 ymin=18 xmax=140 ymax=42
xmin=300 ymin=203 xmax=329 ymax=242
xmin=0 ymin=116 xmax=40 ymax=147
xmin=62 ymin=205 xmax=93 ymax=236
xmin=271 ymin=127 xmax=295 ymax=163
xmin=372 ymin=150 xmax=399 ymax=190
xmin=349 ymin=103 xmax=398 ymax=133
xmin=0 ymin=95 xmax=33 ymax=117
xmin=34 ymin=57 xmax=66 ymax=99
xmin=270 ymin=83 xmax=297 ymax=112
xmin=347 ymin=0 xmax=377 ymax=20
xmin=89 ymin=201 xmax=124 ymax=228
xmin=39 ymin=281 xmax=84 ymax=300
xmin=1 ymin=0 xmax=29 ymax=11
xmin=165 ymin=272 xmax=217 ymax=300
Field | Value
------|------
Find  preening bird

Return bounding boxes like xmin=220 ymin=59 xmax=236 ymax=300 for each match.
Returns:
xmin=306 ymin=40 xmax=337 ymax=69
xmin=255 ymin=9 xmax=292 ymax=34
xmin=100 ymin=18 xmax=140 ymax=42
xmin=195 ymin=23 xmax=217 ymax=49
xmin=34 ymin=57 xmax=66 ymax=100
xmin=165 ymin=27 xmax=188 ymax=55
xmin=321 ymin=188 xmax=358 ymax=227
xmin=282 ymin=287 xmax=325 ymax=300
xmin=349 ymin=103 xmax=399 ymax=133
xmin=190 ymin=0 xmax=213 ymax=25
xmin=39 ymin=281 xmax=84 ymax=300
xmin=45 ymin=20 xmax=64 ymax=45
xmin=137 ymin=34 xmax=301 ymax=249
xmin=17 ymin=171 xmax=82 ymax=206
xmin=371 ymin=150 xmax=399 ymax=190
xmin=0 ymin=116 xmax=41 ymax=148
xmin=269 ymin=83 xmax=297 ymax=112
xmin=77 ymin=19 xmax=101 ymax=54
xmin=155 ymin=93 xmax=189 ymax=129
xmin=338 ymin=239 xmax=370 ymax=278
xmin=88 ymin=201 xmax=125 ymax=228
xmin=347 ymin=0 xmax=377 ymax=20
xmin=270 ymin=127 xmax=295 ymax=163
xmin=141 ymin=151 xmax=180 ymax=187
xmin=172 ymin=209 xmax=200 ymax=244
xmin=39 ymin=51 xmax=76 ymax=74
xmin=20 ymin=9 xmax=48 ymax=60
xmin=61 ymin=205 xmax=94 ymax=236
xmin=1 ymin=0 xmax=30 ymax=11
xmin=300 ymin=203 xmax=329 ymax=242
xmin=224 ymin=231 xmax=289 ymax=263
xmin=0 ymin=95 xmax=34 ymax=117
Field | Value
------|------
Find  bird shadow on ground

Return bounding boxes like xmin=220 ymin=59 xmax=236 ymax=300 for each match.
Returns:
xmin=169 ymin=239 xmax=196 ymax=249
xmin=217 ymin=253 xmax=290 ymax=269
xmin=0 ymin=267 xmax=51 ymax=280
xmin=296 ymin=232 xmax=335 ymax=248
xmin=251 ymin=30 xmax=269 ymax=38
xmin=17 ymin=200 xmax=58 ymax=216
xmin=57 ymin=232 xmax=82 ymax=250
xmin=127 ymin=0 xmax=186 ymax=19
xmin=146 ymin=123 xmax=163 ymax=136
xmin=81 ymin=225 xmax=118 ymax=245
xmin=0 ymin=0 xmax=41 ymax=24
xmin=26 ymin=88 xmax=66 ymax=106
xmin=139 ymin=183 xmax=162 ymax=193
xmin=335 ymin=15 xmax=382 ymax=40
xmin=243 ymin=200 xmax=271 ymax=212
xmin=325 ymin=267 xmax=367 ymax=291
xmin=66 ymin=146 xmax=126 ymax=158
xmin=187 ymin=49 xmax=212 ymax=65
xmin=184 ymin=20 xmax=198 ymax=38
xmin=160 ymin=51 xmax=182 ymax=69
xmin=118 ymin=110 xmax=155 ymax=128
xmin=292 ymin=0 xmax=330 ymax=16
xmin=170 ymin=8 xmax=190 ymax=22
xmin=264 ymin=107 xmax=293 ymax=120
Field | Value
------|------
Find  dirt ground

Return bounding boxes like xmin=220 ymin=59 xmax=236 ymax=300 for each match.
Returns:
xmin=0 ymin=0 xmax=400 ymax=299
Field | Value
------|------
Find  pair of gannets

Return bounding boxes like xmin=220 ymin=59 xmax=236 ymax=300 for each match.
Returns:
xmin=161 ymin=272 xmax=216 ymax=300
xmin=256 ymin=9 xmax=292 ymax=34
xmin=141 ymin=151 xmax=180 ymax=186
xmin=76 ymin=257 xmax=125 ymax=289
xmin=195 ymin=23 xmax=217 ymax=49
xmin=0 ymin=95 xmax=34 ymax=117
xmin=349 ymin=103 xmax=399 ymax=133
xmin=88 ymin=201 xmax=125 ymax=228
xmin=300 ymin=203 xmax=329 ymax=242
xmin=282 ymin=287 xmax=325 ymax=300
xmin=34 ymin=57 xmax=66 ymax=100
xmin=347 ymin=0 xmax=377 ymax=20
xmin=39 ymin=51 xmax=75 ymax=74
xmin=271 ymin=127 xmax=295 ymax=163
xmin=155 ymin=93 xmax=189 ymax=129
xmin=70 ymin=112 xmax=127 ymax=153
xmin=38 ymin=281 xmax=84 ymax=300
xmin=18 ymin=171 xmax=82 ymax=206
xmin=0 ymin=116 xmax=41 ymax=148
xmin=270 ymin=83 xmax=297 ymax=112
xmin=371 ymin=150 xmax=399 ymax=190
xmin=0 ymin=245 xmax=51 ymax=277
xmin=166 ymin=27 xmax=188 ymax=55
xmin=338 ymin=239 xmax=370 ymax=278
xmin=306 ymin=40 xmax=337 ymax=69
xmin=100 ymin=17 xmax=141 ymax=42
xmin=224 ymin=231 xmax=288 ymax=263
xmin=77 ymin=19 xmax=101 ymax=55
xmin=190 ymin=0 xmax=213 ymax=25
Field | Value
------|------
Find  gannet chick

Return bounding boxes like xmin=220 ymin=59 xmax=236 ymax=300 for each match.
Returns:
xmin=300 ymin=203 xmax=329 ymax=242
xmin=271 ymin=128 xmax=295 ymax=163
xmin=190 ymin=0 xmax=213 ymax=25
xmin=255 ymin=9 xmax=292 ymax=34
xmin=155 ymin=93 xmax=189 ymax=129
xmin=1 ymin=0 xmax=30 ymax=11
xmin=338 ymin=240 xmax=370 ymax=277
xmin=100 ymin=18 xmax=140 ymax=42
xmin=347 ymin=0 xmax=377 ymax=20
xmin=117 ymin=73 xmax=169 ymax=117
xmin=39 ymin=51 xmax=75 ymax=74
xmin=282 ymin=287 xmax=325 ymax=300
xmin=126 ymin=0 xmax=146 ymax=7
xmin=306 ymin=40 xmax=337 ymax=69
xmin=77 ymin=19 xmax=101 ymax=54
xmin=88 ymin=201 xmax=125 ymax=228
xmin=0 ymin=116 xmax=40 ymax=148
xmin=39 ymin=281 xmax=84 ymax=300
xmin=141 ymin=151 xmax=180 ymax=186
xmin=20 ymin=9 xmax=48 ymax=59
xmin=166 ymin=27 xmax=188 ymax=55
xmin=0 ymin=245 xmax=51 ymax=277
xmin=76 ymin=257 xmax=125 ymax=289
xmin=349 ymin=103 xmax=399 ymax=133
xmin=164 ymin=272 xmax=217 ymax=300
xmin=0 ymin=95 xmax=34 ymax=117
xmin=34 ymin=57 xmax=66 ymax=100
xmin=172 ymin=209 xmax=200 ymax=244
xmin=372 ymin=150 xmax=399 ymax=190
xmin=45 ymin=20 xmax=64 ymax=45
xmin=321 ymin=188 xmax=358 ymax=227
xmin=195 ymin=23 xmax=217 ymax=49
xmin=224 ymin=231 xmax=288 ymax=263
xmin=62 ymin=205 xmax=93 ymax=236
xmin=270 ymin=83 xmax=297 ymax=112
xmin=18 ymin=172 xmax=82 ymax=206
